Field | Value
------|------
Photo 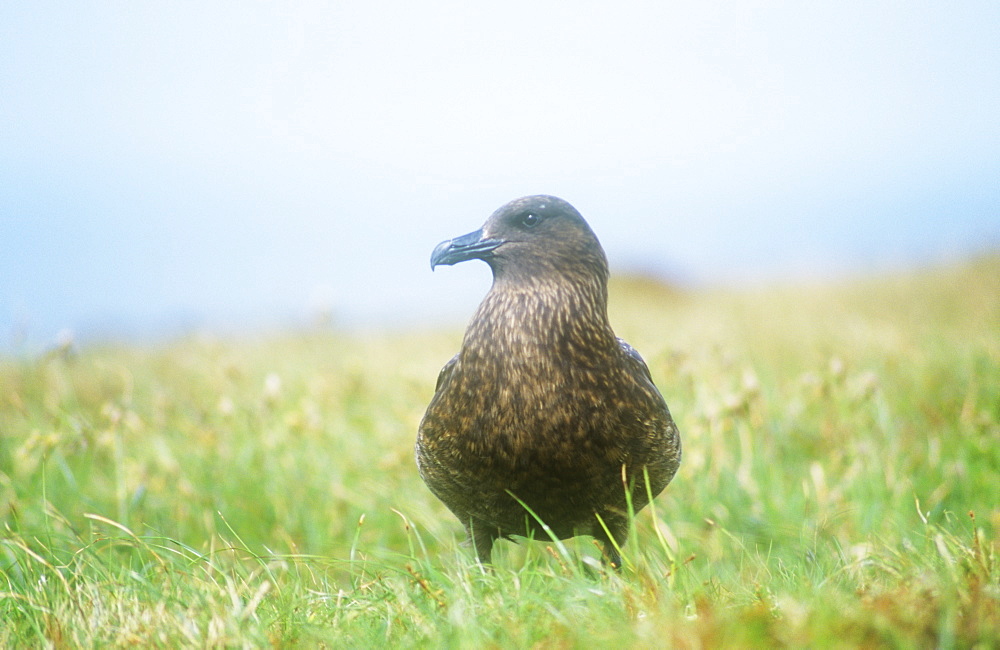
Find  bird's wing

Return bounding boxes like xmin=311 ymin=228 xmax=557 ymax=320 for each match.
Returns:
xmin=435 ymin=354 xmax=459 ymax=392
xmin=617 ymin=337 xmax=655 ymax=384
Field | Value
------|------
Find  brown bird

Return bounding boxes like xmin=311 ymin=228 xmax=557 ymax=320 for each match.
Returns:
xmin=416 ymin=195 xmax=681 ymax=568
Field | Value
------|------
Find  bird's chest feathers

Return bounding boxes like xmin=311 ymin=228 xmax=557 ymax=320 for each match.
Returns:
xmin=456 ymin=285 xmax=618 ymax=416
xmin=441 ymin=290 xmax=628 ymax=469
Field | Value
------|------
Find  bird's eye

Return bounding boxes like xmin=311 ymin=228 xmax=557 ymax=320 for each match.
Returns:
xmin=520 ymin=213 xmax=540 ymax=228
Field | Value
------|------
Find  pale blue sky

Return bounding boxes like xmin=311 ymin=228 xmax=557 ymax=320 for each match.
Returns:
xmin=2 ymin=1 xmax=999 ymax=350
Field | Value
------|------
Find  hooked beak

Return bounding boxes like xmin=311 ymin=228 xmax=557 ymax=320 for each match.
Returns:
xmin=430 ymin=229 xmax=504 ymax=270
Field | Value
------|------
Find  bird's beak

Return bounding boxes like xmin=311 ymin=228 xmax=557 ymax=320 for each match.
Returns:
xmin=430 ymin=229 xmax=504 ymax=270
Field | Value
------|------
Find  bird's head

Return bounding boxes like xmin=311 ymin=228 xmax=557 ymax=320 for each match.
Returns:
xmin=430 ymin=195 xmax=609 ymax=285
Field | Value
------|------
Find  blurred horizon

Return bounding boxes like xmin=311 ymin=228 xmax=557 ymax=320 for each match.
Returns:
xmin=2 ymin=1 xmax=999 ymax=352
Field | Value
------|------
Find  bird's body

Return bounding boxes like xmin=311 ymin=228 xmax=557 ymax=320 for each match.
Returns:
xmin=416 ymin=195 xmax=680 ymax=567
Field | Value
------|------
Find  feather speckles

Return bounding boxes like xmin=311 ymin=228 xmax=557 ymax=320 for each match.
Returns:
xmin=416 ymin=195 xmax=681 ymax=568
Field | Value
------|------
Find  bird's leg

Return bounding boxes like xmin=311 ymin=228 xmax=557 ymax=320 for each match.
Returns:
xmin=594 ymin=526 xmax=626 ymax=571
xmin=603 ymin=545 xmax=623 ymax=571
xmin=467 ymin=520 xmax=498 ymax=566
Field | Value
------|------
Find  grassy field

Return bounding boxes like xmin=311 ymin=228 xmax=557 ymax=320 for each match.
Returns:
xmin=1 ymin=255 xmax=998 ymax=647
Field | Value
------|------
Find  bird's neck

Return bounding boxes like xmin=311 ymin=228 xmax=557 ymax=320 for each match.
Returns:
xmin=464 ymin=274 xmax=616 ymax=361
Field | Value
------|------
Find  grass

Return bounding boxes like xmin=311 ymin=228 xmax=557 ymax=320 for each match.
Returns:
xmin=1 ymin=254 xmax=998 ymax=647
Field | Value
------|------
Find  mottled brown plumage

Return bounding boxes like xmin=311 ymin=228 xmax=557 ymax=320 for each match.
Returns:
xmin=416 ymin=195 xmax=681 ymax=568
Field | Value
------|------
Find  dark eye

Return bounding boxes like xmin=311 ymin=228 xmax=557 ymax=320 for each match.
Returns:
xmin=520 ymin=213 xmax=540 ymax=228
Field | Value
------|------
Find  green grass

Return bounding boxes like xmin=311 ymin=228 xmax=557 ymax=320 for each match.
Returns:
xmin=1 ymin=255 xmax=998 ymax=647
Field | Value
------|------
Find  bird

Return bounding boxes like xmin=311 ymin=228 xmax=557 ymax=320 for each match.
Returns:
xmin=416 ymin=195 xmax=681 ymax=569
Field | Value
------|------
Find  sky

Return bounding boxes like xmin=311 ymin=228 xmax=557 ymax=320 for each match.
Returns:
xmin=2 ymin=1 xmax=999 ymax=351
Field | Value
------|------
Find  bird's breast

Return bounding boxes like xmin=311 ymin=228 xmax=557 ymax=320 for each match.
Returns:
xmin=419 ymin=281 xmax=661 ymax=474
